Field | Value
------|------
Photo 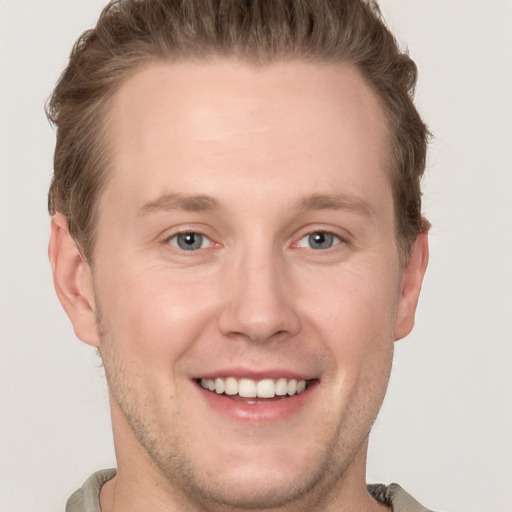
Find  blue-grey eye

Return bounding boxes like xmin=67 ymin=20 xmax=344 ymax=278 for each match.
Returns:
xmin=297 ymin=232 xmax=340 ymax=250
xmin=169 ymin=232 xmax=208 ymax=251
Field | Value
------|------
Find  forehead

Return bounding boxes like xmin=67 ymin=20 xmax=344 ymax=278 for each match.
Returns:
xmin=102 ymin=59 xmax=391 ymax=215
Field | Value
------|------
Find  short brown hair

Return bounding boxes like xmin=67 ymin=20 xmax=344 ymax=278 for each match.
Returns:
xmin=47 ymin=0 xmax=429 ymax=263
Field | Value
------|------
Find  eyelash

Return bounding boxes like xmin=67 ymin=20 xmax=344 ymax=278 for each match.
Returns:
xmin=293 ymin=231 xmax=344 ymax=251
xmin=163 ymin=229 xmax=345 ymax=253
xmin=165 ymin=231 xmax=215 ymax=251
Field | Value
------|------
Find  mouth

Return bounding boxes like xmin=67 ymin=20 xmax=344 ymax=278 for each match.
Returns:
xmin=193 ymin=371 xmax=319 ymax=423
xmin=196 ymin=376 xmax=314 ymax=402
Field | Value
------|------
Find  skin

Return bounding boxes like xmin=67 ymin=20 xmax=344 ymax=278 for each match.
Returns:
xmin=49 ymin=59 xmax=428 ymax=512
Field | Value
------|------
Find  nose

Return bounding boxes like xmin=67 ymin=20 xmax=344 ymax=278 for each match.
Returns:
xmin=217 ymin=248 xmax=301 ymax=344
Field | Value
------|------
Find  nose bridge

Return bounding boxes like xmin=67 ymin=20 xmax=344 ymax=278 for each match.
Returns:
xmin=218 ymin=240 xmax=300 ymax=343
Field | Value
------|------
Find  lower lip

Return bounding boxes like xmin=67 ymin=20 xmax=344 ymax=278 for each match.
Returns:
xmin=196 ymin=382 xmax=316 ymax=424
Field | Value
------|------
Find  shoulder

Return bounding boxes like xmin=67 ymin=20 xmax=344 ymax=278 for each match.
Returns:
xmin=387 ymin=483 xmax=439 ymax=512
xmin=368 ymin=483 xmax=439 ymax=512
xmin=65 ymin=469 xmax=117 ymax=512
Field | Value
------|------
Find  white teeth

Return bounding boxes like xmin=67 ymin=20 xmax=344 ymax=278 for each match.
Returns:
xmin=199 ymin=377 xmax=308 ymax=398
xmin=275 ymin=378 xmax=288 ymax=396
xmin=214 ymin=378 xmax=225 ymax=394
xmin=257 ymin=379 xmax=276 ymax=398
xmin=224 ymin=377 xmax=238 ymax=395
xmin=287 ymin=379 xmax=297 ymax=395
xmin=238 ymin=378 xmax=257 ymax=397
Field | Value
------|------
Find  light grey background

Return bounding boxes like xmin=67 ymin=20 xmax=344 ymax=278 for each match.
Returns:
xmin=1 ymin=1 xmax=511 ymax=511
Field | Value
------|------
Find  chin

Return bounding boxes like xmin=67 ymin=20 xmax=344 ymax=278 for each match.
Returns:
xmin=167 ymin=460 xmax=329 ymax=510
xmin=143 ymin=426 xmax=348 ymax=511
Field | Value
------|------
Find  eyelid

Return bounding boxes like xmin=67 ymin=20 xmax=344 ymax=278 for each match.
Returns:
xmin=291 ymin=228 xmax=348 ymax=250
xmin=168 ymin=232 xmax=211 ymax=250
xmin=161 ymin=227 xmax=219 ymax=251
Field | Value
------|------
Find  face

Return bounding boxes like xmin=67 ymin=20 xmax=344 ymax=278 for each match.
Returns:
xmin=58 ymin=60 xmax=426 ymax=509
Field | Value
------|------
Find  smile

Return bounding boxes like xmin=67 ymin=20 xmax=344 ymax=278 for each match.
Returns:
xmin=199 ymin=377 xmax=308 ymax=399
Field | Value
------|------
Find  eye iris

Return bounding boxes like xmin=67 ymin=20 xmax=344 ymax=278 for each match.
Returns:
xmin=177 ymin=233 xmax=203 ymax=250
xmin=309 ymin=232 xmax=334 ymax=249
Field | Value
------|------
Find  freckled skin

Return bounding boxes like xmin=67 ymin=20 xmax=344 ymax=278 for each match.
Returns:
xmin=52 ymin=60 xmax=427 ymax=512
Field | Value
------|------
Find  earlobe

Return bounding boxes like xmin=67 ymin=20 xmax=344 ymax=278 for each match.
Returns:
xmin=394 ymin=232 xmax=429 ymax=341
xmin=48 ymin=214 xmax=100 ymax=347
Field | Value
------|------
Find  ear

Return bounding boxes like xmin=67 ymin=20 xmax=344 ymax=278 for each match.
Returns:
xmin=394 ymin=231 xmax=429 ymax=341
xmin=48 ymin=214 xmax=100 ymax=347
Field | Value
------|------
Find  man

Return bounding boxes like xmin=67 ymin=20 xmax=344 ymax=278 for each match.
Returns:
xmin=47 ymin=0 xmax=432 ymax=511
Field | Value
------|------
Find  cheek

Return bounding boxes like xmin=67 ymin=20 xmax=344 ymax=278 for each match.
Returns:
xmin=93 ymin=261 xmax=219 ymax=367
xmin=295 ymin=262 xmax=400 ymax=372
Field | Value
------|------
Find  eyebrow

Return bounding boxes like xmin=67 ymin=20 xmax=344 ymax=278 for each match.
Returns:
xmin=296 ymin=193 xmax=374 ymax=217
xmin=137 ymin=191 xmax=374 ymax=218
xmin=138 ymin=193 xmax=219 ymax=216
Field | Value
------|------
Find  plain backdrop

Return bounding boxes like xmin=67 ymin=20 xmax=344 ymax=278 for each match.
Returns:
xmin=1 ymin=1 xmax=511 ymax=511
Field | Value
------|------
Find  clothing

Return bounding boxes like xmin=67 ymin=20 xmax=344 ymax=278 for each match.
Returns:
xmin=66 ymin=469 xmax=437 ymax=512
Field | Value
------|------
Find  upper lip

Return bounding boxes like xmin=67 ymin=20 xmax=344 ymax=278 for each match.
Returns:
xmin=193 ymin=367 xmax=317 ymax=381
